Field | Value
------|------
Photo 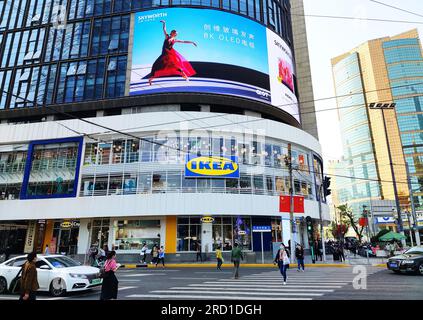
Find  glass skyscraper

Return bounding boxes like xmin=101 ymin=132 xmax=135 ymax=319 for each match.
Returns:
xmin=331 ymin=29 xmax=423 ymax=237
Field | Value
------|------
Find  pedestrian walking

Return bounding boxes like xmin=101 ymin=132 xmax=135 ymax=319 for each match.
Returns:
xmin=44 ymin=244 xmax=50 ymax=255
xmin=103 ymin=244 xmax=109 ymax=256
xmin=338 ymin=242 xmax=345 ymax=262
xmin=274 ymin=243 xmax=290 ymax=285
xmin=295 ymin=243 xmax=305 ymax=272
xmin=100 ymin=250 xmax=120 ymax=300
xmin=156 ymin=246 xmax=165 ymax=268
xmin=151 ymin=244 xmax=159 ymax=264
xmin=314 ymin=240 xmax=322 ymax=261
xmin=231 ymin=243 xmax=243 ymax=279
xmin=19 ymin=252 xmax=39 ymax=301
xmin=216 ymin=246 xmax=223 ymax=270
xmin=196 ymin=241 xmax=203 ymax=262
xmin=96 ymin=246 xmax=104 ymax=262
xmin=88 ymin=245 xmax=98 ymax=266
xmin=140 ymin=242 xmax=148 ymax=263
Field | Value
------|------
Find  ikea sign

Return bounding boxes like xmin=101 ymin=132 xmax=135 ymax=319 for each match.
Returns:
xmin=185 ymin=155 xmax=239 ymax=178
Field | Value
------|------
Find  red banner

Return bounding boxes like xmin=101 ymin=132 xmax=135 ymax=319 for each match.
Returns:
xmin=294 ymin=196 xmax=305 ymax=213
xmin=279 ymin=196 xmax=305 ymax=213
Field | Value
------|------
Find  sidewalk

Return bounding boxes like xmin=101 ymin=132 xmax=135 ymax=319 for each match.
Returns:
xmin=120 ymin=255 xmax=386 ymax=269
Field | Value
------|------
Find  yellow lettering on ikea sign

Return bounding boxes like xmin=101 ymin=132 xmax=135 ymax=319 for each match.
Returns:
xmin=185 ymin=156 xmax=239 ymax=178
xmin=201 ymin=216 xmax=215 ymax=223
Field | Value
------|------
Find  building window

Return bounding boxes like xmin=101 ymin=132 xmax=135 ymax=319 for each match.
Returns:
xmin=90 ymin=218 xmax=110 ymax=249
xmin=23 ymin=139 xmax=81 ymax=199
xmin=113 ymin=219 xmax=160 ymax=251
xmin=212 ymin=217 xmax=234 ymax=251
xmin=177 ymin=216 xmax=202 ymax=252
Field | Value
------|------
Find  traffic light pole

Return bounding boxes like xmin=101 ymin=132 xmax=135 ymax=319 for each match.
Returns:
xmin=318 ymin=183 xmax=327 ymax=262
xmin=287 ymin=143 xmax=296 ymax=262
xmin=406 ymin=162 xmax=421 ymax=246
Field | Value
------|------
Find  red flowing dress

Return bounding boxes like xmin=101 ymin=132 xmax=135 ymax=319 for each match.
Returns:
xmin=150 ymin=35 xmax=196 ymax=78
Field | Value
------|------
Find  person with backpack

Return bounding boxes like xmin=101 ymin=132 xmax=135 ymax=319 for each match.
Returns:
xmin=156 ymin=246 xmax=165 ymax=268
xmin=19 ymin=252 xmax=39 ymax=301
xmin=295 ymin=243 xmax=305 ymax=272
xmin=100 ymin=250 xmax=120 ymax=300
xmin=274 ymin=243 xmax=290 ymax=285
xmin=231 ymin=243 xmax=244 ymax=279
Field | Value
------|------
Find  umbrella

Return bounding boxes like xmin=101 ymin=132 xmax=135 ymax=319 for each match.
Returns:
xmin=378 ymin=231 xmax=406 ymax=241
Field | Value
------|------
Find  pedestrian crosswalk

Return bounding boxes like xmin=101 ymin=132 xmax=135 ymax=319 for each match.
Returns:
xmin=127 ymin=268 xmax=380 ymax=300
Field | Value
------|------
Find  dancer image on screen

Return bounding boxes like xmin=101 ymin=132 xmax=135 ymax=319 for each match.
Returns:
xmin=148 ymin=20 xmax=197 ymax=85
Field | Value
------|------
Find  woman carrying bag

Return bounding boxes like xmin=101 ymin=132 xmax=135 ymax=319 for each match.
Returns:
xmin=100 ymin=251 xmax=120 ymax=300
xmin=274 ymin=244 xmax=290 ymax=285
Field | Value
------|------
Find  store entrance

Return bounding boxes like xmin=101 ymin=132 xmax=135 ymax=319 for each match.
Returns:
xmin=52 ymin=220 xmax=80 ymax=255
xmin=0 ymin=221 xmax=28 ymax=254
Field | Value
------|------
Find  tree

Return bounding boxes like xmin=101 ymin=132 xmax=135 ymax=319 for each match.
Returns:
xmin=329 ymin=205 xmax=351 ymax=240
xmin=337 ymin=204 xmax=366 ymax=243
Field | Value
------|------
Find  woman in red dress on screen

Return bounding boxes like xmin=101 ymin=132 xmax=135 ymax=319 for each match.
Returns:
xmin=149 ymin=20 xmax=197 ymax=85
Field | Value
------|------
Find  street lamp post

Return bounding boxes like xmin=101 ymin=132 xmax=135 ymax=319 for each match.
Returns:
xmin=369 ymin=103 xmax=406 ymax=246
xmin=406 ymin=162 xmax=421 ymax=246
xmin=406 ymin=210 xmax=414 ymax=247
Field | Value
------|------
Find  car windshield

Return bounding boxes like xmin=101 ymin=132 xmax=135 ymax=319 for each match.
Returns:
xmin=45 ymin=256 xmax=80 ymax=268
xmin=404 ymin=247 xmax=423 ymax=255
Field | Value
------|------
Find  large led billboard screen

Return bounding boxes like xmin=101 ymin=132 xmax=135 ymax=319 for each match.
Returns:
xmin=129 ymin=8 xmax=299 ymax=122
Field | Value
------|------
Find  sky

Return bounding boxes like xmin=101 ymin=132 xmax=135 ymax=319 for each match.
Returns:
xmin=302 ymin=0 xmax=423 ymax=166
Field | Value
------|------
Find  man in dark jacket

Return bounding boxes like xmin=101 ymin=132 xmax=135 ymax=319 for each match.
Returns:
xmin=196 ymin=241 xmax=203 ymax=262
xmin=231 ymin=243 xmax=244 ymax=279
xmin=295 ymin=244 xmax=305 ymax=272
xmin=19 ymin=252 xmax=39 ymax=301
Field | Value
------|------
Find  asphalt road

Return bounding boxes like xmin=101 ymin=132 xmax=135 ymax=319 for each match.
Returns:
xmin=0 ymin=266 xmax=422 ymax=300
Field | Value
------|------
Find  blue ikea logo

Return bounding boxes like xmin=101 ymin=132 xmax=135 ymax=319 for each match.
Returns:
xmin=185 ymin=155 xmax=239 ymax=178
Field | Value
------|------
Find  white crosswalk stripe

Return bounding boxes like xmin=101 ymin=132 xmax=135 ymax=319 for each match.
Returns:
xmin=128 ymin=268 xmax=381 ymax=300
xmin=126 ymin=294 xmax=312 ymax=300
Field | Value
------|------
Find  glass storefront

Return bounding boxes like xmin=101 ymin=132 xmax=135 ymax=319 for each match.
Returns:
xmin=113 ymin=219 xmax=160 ymax=251
xmin=90 ymin=218 xmax=110 ymax=249
xmin=177 ymin=217 xmax=202 ymax=252
xmin=51 ymin=220 xmax=80 ymax=255
xmin=177 ymin=216 xmax=253 ymax=252
xmin=271 ymin=217 xmax=283 ymax=243
xmin=0 ymin=221 xmax=28 ymax=254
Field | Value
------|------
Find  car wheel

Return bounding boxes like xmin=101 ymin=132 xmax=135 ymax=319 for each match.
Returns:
xmin=49 ymin=278 xmax=66 ymax=297
xmin=418 ymin=263 xmax=423 ymax=276
xmin=0 ymin=277 xmax=7 ymax=294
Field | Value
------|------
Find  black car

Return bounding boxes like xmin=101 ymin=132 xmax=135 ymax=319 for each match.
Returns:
xmin=387 ymin=246 xmax=423 ymax=275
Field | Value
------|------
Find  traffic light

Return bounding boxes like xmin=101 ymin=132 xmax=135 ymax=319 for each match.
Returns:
xmin=323 ymin=176 xmax=331 ymax=197
xmin=305 ymin=216 xmax=314 ymax=241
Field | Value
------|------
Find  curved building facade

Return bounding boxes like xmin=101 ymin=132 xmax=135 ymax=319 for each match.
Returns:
xmin=0 ymin=0 xmax=328 ymax=260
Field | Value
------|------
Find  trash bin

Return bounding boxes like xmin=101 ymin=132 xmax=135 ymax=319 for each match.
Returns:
xmin=245 ymin=252 xmax=256 ymax=263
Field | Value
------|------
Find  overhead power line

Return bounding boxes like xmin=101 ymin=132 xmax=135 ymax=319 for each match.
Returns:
xmin=4 ymin=89 xmax=420 ymax=187
xmin=369 ymin=0 xmax=423 ymax=19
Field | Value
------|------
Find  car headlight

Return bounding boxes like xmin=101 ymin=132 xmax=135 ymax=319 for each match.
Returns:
xmin=69 ymin=273 xmax=88 ymax=279
xmin=401 ymin=260 xmax=415 ymax=265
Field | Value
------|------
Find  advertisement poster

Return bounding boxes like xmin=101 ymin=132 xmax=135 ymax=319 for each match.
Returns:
xmin=129 ymin=8 xmax=299 ymax=122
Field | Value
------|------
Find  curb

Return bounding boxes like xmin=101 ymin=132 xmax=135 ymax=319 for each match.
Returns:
xmin=121 ymin=263 xmax=357 ymax=269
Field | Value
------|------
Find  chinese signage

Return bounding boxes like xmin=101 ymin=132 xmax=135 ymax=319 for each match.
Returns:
xmin=252 ymin=226 xmax=272 ymax=232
